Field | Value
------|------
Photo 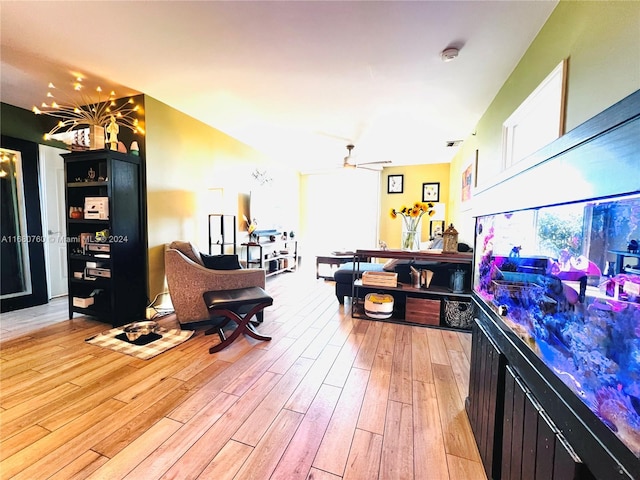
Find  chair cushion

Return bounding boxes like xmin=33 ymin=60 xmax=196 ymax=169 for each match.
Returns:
xmin=203 ymin=286 xmax=272 ymax=309
xmin=201 ymin=253 xmax=242 ymax=270
xmin=169 ymin=241 xmax=203 ymax=265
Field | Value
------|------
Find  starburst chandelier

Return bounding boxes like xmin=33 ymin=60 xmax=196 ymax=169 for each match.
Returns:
xmin=32 ymin=76 xmax=144 ymax=142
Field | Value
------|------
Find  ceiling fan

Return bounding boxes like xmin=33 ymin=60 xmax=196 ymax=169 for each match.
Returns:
xmin=343 ymin=144 xmax=391 ymax=171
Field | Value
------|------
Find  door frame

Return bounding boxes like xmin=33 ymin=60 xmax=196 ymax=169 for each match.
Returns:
xmin=39 ymin=144 xmax=69 ymax=299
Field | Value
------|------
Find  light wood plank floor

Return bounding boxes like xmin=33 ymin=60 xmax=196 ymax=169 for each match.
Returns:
xmin=0 ymin=267 xmax=486 ymax=479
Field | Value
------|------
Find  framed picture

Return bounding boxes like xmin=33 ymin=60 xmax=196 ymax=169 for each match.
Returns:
xmin=422 ymin=182 xmax=440 ymax=202
xmin=430 ymin=221 xmax=445 ymax=238
xmin=388 ymin=174 xmax=403 ymax=194
xmin=461 ymin=163 xmax=473 ymax=202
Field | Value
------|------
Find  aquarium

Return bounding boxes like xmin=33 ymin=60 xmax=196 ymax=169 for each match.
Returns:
xmin=474 ymin=193 xmax=640 ymax=458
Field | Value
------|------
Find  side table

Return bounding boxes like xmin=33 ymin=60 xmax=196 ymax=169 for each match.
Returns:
xmin=316 ymin=253 xmax=354 ymax=280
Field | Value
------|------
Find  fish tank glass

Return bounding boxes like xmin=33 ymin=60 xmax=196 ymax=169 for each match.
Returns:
xmin=474 ymin=192 xmax=640 ymax=458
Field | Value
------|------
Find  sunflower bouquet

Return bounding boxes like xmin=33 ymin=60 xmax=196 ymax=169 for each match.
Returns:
xmin=390 ymin=202 xmax=435 ymax=250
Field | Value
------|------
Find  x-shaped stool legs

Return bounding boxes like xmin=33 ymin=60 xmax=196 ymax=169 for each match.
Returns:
xmin=203 ymin=287 xmax=273 ymax=354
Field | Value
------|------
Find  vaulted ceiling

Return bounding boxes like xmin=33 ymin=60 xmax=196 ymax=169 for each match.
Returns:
xmin=1 ymin=1 xmax=557 ymax=171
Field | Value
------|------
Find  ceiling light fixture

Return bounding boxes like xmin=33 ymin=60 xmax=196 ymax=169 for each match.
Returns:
xmin=441 ymin=47 xmax=459 ymax=62
xmin=32 ymin=77 xmax=144 ymax=141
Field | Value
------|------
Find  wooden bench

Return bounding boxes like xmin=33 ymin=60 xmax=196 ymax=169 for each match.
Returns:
xmin=203 ymin=286 xmax=273 ymax=353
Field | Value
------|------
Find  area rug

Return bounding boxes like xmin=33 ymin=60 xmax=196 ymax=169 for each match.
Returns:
xmin=85 ymin=325 xmax=194 ymax=360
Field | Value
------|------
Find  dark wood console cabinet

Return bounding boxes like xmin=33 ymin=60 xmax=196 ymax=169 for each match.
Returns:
xmin=63 ymin=150 xmax=146 ymax=326
xmin=351 ymin=249 xmax=474 ymax=329
xmin=467 ymin=300 xmax=640 ymax=479
xmin=467 ymin=307 xmax=602 ymax=480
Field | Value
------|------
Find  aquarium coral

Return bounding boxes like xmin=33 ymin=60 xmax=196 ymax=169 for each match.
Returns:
xmin=474 ymin=195 xmax=640 ymax=458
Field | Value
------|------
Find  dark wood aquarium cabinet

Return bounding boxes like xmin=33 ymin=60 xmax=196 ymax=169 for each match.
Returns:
xmin=63 ymin=150 xmax=147 ymax=326
xmin=466 ymin=90 xmax=640 ymax=480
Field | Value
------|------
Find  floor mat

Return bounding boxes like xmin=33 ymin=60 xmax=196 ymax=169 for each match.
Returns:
xmin=85 ymin=325 xmax=194 ymax=360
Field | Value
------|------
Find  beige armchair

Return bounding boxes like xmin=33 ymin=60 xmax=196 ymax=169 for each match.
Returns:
xmin=165 ymin=241 xmax=266 ymax=325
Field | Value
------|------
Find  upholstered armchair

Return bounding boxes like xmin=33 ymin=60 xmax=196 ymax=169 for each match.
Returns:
xmin=164 ymin=241 xmax=266 ymax=325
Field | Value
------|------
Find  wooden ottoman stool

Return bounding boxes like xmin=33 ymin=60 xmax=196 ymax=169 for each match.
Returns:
xmin=203 ymin=286 xmax=273 ymax=353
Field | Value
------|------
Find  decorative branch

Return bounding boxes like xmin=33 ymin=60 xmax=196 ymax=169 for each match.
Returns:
xmin=32 ymin=77 xmax=144 ymax=140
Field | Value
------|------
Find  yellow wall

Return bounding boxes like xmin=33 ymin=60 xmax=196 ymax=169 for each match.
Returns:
xmin=144 ymin=96 xmax=269 ymax=298
xmin=447 ymin=0 xmax=640 ymax=241
xmin=379 ymin=163 xmax=451 ymax=248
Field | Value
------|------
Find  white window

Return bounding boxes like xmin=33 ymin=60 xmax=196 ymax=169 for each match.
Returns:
xmin=302 ymin=169 xmax=380 ymax=256
xmin=502 ymin=60 xmax=567 ymax=171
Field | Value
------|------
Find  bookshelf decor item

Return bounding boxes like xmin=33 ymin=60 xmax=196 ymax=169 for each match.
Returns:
xmin=442 ymin=224 xmax=459 ymax=253
xmin=32 ymin=76 xmax=144 ymax=150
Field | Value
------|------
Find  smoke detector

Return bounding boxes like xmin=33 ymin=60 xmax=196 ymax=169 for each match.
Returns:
xmin=441 ymin=47 xmax=460 ymax=62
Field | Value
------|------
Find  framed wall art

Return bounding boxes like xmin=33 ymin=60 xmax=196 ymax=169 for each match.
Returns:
xmin=422 ymin=182 xmax=440 ymax=202
xmin=462 ymin=163 xmax=473 ymax=202
xmin=388 ymin=174 xmax=403 ymax=194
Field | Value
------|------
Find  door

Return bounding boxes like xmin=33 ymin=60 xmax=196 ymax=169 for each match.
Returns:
xmin=39 ymin=144 xmax=68 ymax=298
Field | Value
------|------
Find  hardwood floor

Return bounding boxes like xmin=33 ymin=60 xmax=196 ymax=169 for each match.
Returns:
xmin=0 ymin=267 xmax=486 ymax=479
xmin=0 ymin=296 xmax=72 ymax=342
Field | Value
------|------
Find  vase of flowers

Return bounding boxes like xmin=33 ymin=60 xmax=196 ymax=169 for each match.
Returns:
xmin=243 ymin=214 xmax=258 ymax=243
xmin=401 ymin=220 xmax=422 ymax=251
xmin=391 ymin=202 xmax=434 ymax=251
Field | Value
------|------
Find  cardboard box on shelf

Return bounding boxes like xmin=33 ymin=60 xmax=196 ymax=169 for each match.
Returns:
xmin=362 ymin=271 xmax=398 ymax=287
xmin=72 ymin=297 xmax=94 ymax=308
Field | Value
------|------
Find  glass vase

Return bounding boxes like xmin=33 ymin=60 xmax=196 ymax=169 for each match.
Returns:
xmin=401 ymin=219 xmax=422 ymax=251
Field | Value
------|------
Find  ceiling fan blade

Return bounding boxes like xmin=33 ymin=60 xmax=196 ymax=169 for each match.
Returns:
xmin=354 ymin=160 xmax=392 ymax=167
xmin=340 ymin=144 xmax=390 ymax=171
xmin=356 ymin=164 xmax=385 ymax=171
xmin=316 ymin=130 xmax=353 ymax=143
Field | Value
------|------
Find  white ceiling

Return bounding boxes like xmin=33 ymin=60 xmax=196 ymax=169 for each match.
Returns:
xmin=1 ymin=1 xmax=557 ymax=172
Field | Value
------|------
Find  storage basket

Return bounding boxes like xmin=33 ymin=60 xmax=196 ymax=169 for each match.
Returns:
xmin=364 ymin=293 xmax=394 ymax=319
xmin=443 ymin=299 xmax=474 ymax=329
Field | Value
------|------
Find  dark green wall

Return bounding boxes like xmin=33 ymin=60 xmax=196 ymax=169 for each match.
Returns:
xmin=1 ymin=102 xmax=66 ymax=148
xmin=1 ymin=96 xmax=146 ymax=154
